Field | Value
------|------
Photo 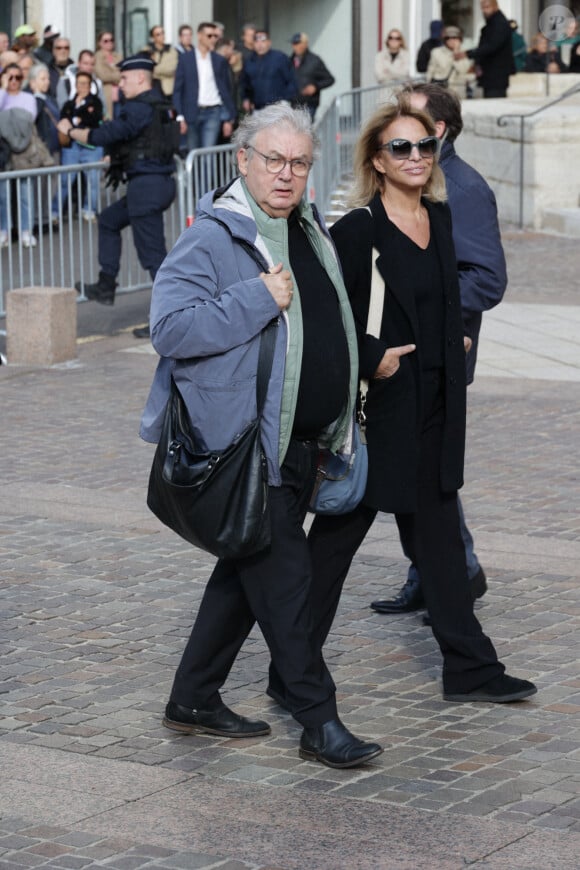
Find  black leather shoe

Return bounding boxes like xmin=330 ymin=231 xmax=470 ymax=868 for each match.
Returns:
xmin=133 ymin=325 xmax=150 ymax=339
xmin=299 ymin=718 xmax=383 ymax=769
xmin=163 ymin=701 xmax=271 ymax=737
xmin=75 ymin=271 xmax=116 ymax=306
xmin=443 ymin=674 xmax=537 ymax=703
xmin=371 ymin=575 xmax=424 ymax=614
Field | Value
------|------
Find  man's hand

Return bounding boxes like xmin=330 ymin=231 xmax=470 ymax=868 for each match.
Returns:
xmin=261 ymin=262 xmax=293 ymax=310
xmin=374 ymin=344 xmax=416 ymax=379
xmin=301 ymin=84 xmax=317 ymax=96
xmin=464 ymin=336 xmax=473 ymax=353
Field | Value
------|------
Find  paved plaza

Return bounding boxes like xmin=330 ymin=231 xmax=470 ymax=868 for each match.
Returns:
xmin=0 ymin=228 xmax=579 ymax=869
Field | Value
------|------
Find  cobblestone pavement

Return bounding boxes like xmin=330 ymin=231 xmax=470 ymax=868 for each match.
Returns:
xmin=1 ymin=228 xmax=580 ymax=869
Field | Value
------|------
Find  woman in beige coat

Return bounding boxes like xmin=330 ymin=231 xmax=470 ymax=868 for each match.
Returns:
xmin=374 ymin=30 xmax=410 ymax=84
xmin=94 ymin=31 xmax=121 ymax=118
xmin=427 ymin=26 xmax=474 ymax=99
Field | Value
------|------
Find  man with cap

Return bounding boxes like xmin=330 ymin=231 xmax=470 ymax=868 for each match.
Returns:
xmin=426 ymin=26 xmax=475 ymax=98
xmin=59 ymin=55 xmax=177 ymax=307
xmin=289 ymin=33 xmax=334 ymax=121
xmin=34 ymin=25 xmax=60 ymax=66
xmin=12 ymin=24 xmax=37 ymax=56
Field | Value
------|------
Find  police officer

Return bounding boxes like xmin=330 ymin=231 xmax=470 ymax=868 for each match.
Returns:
xmin=58 ymin=55 xmax=177 ymax=308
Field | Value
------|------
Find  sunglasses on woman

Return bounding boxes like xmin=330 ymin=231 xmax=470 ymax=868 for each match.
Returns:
xmin=378 ymin=136 xmax=440 ymax=159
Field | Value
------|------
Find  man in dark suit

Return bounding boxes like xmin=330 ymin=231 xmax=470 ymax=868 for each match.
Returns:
xmin=173 ymin=21 xmax=236 ymax=151
xmin=459 ymin=0 xmax=514 ymax=97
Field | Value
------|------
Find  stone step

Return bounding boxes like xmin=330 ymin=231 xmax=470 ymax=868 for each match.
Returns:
xmin=541 ymin=208 xmax=580 ymax=237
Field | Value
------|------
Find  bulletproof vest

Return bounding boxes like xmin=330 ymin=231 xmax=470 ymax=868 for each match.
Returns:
xmin=110 ymin=91 xmax=180 ymax=172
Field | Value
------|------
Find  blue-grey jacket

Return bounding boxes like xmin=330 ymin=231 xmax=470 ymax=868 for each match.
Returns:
xmin=441 ymin=140 xmax=507 ymax=383
xmin=139 ymin=177 xmax=359 ymax=486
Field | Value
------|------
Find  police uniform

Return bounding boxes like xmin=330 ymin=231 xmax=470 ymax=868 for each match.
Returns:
xmin=76 ymin=55 xmax=176 ymax=306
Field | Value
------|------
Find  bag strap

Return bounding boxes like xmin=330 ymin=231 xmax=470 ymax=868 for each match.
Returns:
xmin=255 ymin=318 xmax=277 ymax=415
xmin=359 ymin=245 xmax=384 ymax=421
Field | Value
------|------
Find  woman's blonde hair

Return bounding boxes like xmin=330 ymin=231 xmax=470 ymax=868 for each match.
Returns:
xmin=348 ymin=97 xmax=447 ymax=207
xmin=386 ymin=30 xmax=407 ymax=49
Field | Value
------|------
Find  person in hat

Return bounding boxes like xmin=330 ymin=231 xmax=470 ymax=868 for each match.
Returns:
xmin=12 ymin=24 xmax=37 ymax=57
xmin=34 ymin=25 xmax=60 ymax=66
xmin=289 ymin=32 xmax=334 ymax=120
xmin=427 ymin=26 xmax=475 ymax=98
xmin=58 ymin=54 xmax=177 ymax=308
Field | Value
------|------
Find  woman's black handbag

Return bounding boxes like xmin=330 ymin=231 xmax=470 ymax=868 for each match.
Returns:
xmin=147 ymin=320 xmax=277 ymax=560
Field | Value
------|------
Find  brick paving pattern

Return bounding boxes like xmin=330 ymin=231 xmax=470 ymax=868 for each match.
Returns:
xmin=1 ymin=227 xmax=579 ymax=868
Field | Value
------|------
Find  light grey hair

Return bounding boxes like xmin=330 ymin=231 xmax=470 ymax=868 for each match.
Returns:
xmin=28 ymin=62 xmax=49 ymax=82
xmin=232 ymin=102 xmax=320 ymax=161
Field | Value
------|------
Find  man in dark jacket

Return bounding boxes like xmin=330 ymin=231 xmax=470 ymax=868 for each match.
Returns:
xmin=289 ymin=32 xmax=334 ymax=120
xmin=372 ymin=82 xmax=507 ymax=617
xmin=172 ymin=22 xmax=236 ymax=152
xmin=240 ymin=29 xmax=297 ymax=111
xmin=461 ymin=0 xmax=514 ymax=97
xmin=416 ymin=20 xmax=443 ymax=73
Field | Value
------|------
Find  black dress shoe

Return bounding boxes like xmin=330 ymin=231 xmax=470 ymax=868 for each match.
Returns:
xmin=133 ymin=325 xmax=150 ymax=339
xmin=443 ymin=674 xmax=537 ymax=703
xmin=299 ymin=718 xmax=383 ymax=769
xmin=163 ymin=701 xmax=271 ymax=737
xmin=371 ymin=575 xmax=424 ymax=614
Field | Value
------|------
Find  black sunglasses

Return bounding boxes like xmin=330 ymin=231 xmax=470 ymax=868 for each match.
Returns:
xmin=378 ymin=136 xmax=440 ymax=159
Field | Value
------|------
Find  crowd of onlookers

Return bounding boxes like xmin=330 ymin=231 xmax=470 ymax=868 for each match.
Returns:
xmin=3 ymin=8 xmax=579 ymax=249
xmin=377 ymin=9 xmax=580 ymax=99
xmin=0 ymin=19 xmax=336 ymax=249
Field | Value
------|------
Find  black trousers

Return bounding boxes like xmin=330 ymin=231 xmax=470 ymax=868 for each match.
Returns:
xmin=307 ymin=373 xmax=504 ymax=695
xmin=169 ymin=438 xmax=338 ymax=728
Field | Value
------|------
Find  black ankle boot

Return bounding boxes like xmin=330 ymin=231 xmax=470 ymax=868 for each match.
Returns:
xmin=299 ymin=718 xmax=383 ymax=769
xmin=75 ymin=271 xmax=117 ymax=306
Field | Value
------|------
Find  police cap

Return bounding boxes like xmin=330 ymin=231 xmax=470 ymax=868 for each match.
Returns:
xmin=117 ymin=54 xmax=156 ymax=73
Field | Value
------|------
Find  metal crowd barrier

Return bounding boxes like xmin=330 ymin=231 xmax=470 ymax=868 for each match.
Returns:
xmin=1 ymin=84 xmax=401 ymax=318
xmin=0 ymin=159 xmax=186 ymax=317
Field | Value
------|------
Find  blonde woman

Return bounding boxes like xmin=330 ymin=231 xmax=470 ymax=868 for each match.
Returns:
xmin=94 ymin=31 xmax=121 ymax=118
xmin=374 ymin=29 xmax=410 ymax=83
xmin=302 ymin=100 xmax=537 ymax=706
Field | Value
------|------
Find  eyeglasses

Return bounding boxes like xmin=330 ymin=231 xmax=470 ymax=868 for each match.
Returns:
xmin=205 ymin=32 xmax=219 ymax=39
xmin=8 ymin=74 xmax=23 ymax=81
xmin=377 ymin=137 xmax=440 ymax=159
xmin=254 ymin=35 xmax=268 ymax=42
xmin=247 ymin=146 xmax=312 ymax=177
xmin=101 ymin=37 xmax=114 ymax=43
xmin=388 ymin=35 xmax=402 ymax=41
xmin=54 ymin=44 xmax=70 ymax=50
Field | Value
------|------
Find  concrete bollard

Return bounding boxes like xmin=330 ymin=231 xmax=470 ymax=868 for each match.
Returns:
xmin=6 ymin=286 xmax=77 ymax=366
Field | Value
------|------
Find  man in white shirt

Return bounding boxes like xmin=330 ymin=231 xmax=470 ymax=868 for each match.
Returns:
xmin=173 ymin=21 xmax=236 ymax=152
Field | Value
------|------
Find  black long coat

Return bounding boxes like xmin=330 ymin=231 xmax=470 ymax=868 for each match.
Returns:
xmin=468 ymin=9 xmax=514 ymax=92
xmin=330 ymin=194 xmax=466 ymax=514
